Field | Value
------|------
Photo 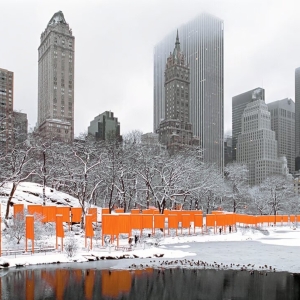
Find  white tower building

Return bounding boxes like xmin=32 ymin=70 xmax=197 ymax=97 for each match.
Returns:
xmin=237 ymin=100 xmax=288 ymax=185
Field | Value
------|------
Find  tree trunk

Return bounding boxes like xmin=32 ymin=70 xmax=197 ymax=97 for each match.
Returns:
xmin=6 ymin=182 xmax=18 ymax=219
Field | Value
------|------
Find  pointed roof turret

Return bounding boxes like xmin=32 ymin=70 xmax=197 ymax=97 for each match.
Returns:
xmin=48 ymin=11 xmax=67 ymax=26
xmin=172 ymin=30 xmax=185 ymax=65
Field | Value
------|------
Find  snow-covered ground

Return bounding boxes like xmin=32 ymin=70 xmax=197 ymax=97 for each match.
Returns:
xmin=0 ymin=182 xmax=300 ymax=274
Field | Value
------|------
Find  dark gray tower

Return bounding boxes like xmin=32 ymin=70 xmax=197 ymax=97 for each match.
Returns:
xmin=154 ymin=13 xmax=224 ymax=170
xmin=295 ymin=68 xmax=300 ymax=171
xmin=158 ymin=31 xmax=192 ymax=152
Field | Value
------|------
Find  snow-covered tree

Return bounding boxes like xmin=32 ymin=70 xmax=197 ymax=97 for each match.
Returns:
xmin=224 ymin=162 xmax=249 ymax=213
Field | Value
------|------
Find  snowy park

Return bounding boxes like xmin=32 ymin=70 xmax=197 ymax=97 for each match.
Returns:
xmin=0 ymin=182 xmax=300 ymax=275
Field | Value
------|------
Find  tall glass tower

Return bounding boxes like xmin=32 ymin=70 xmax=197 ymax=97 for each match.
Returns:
xmin=295 ymin=67 xmax=300 ymax=171
xmin=154 ymin=13 xmax=224 ymax=171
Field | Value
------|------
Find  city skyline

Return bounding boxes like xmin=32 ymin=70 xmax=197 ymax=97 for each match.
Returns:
xmin=1 ymin=0 xmax=300 ymax=137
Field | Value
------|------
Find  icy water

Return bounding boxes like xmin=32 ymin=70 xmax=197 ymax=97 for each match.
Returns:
xmin=0 ymin=265 xmax=299 ymax=300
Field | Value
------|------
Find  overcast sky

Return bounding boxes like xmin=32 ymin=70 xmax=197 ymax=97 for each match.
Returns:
xmin=1 ymin=0 xmax=300 ymax=137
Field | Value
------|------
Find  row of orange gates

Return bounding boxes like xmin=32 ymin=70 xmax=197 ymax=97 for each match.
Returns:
xmin=102 ymin=208 xmax=298 ymax=247
xmin=0 ymin=204 xmax=298 ymax=256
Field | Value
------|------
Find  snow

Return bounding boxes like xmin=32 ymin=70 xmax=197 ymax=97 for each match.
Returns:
xmin=1 ymin=182 xmax=300 ymax=273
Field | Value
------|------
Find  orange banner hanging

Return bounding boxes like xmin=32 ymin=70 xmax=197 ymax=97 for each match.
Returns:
xmin=28 ymin=204 xmax=43 ymax=218
xmin=56 ymin=215 xmax=64 ymax=238
xmin=13 ymin=203 xmax=24 ymax=216
xmin=71 ymin=207 xmax=82 ymax=223
xmin=56 ymin=207 xmax=70 ymax=223
xmin=85 ymin=214 xmax=94 ymax=237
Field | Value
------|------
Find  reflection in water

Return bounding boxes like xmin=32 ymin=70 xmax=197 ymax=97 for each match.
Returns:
xmin=0 ymin=267 xmax=299 ymax=300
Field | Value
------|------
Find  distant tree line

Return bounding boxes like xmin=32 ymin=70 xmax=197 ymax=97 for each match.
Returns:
xmin=0 ymin=130 xmax=299 ymax=222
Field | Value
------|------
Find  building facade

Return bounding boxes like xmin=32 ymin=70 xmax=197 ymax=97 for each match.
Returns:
xmin=88 ymin=111 xmax=121 ymax=141
xmin=237 ymin=100 xmax=288 ymax=186
xmin=37 ymin=11 xmax=75 ymax=142
xmin=267 ymin=98 xmax=295 ymax=174
xmin=158 ymin=32 xmax=193 ymax=152
xmin=0 ymin=68 xmax=14 ymax=153
xmin=13 ymin=111 xmax=28 ymax=144
xmin=232 ymin=87 xmax=265 ymax=161
xmin=141 ymin=132 xmax=159 ymax=145
xmin=295 ymin=67 xmax=300 ymax=171
xmin=224 ymin=135 xmax=232 ymax=166
xmin=154 ymin=13 xmax=224 ymax=169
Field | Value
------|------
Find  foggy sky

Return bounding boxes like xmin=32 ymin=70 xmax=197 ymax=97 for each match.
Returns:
xmin=1 ymin=0 xmax=300 ymax=137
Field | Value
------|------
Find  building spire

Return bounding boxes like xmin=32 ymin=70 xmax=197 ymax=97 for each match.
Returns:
xmin=175 ymin=29 xmax=180 ymax=50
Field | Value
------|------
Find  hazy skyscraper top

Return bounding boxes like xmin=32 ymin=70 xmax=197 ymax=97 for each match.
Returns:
xmin=37 ymin=11 xmax=75 ymax=142
xmin=154 ymin=13 xmax=224 ymax=170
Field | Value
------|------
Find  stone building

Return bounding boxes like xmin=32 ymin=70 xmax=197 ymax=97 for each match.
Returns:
xmin=158 ymin=31 xmax=193 ymax=153
xmin=0 ymin=68 xmax=14 ymax=153
xmin=267 ymin=98 xmax=295 ymax=174
xmin=232 ymin=87 xmax=265 ymax=161
xmin=237 ymin=100 xmax=288 ymax=186
xmin=37 ymin=11 xmax=75 ymax=142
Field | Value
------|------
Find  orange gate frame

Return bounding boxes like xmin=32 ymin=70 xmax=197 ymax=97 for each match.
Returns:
xmin=26 ymin=215 xmax=34 ymax=253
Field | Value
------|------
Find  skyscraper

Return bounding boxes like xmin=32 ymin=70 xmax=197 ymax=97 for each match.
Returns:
xmin=295 ymin=67 xmax=300 ymax=171
xmin=237 ymin=100 xmax=288 ymax=186
xmin=88 ymin=111 xmax=121 ymax=141
xmin=154 ymin=13 xmax=224 ymax=170
xmin=0 ymin=68 xmax=14 ymax=153
xmin=158 ymin=31 xmax=193 ymax=152
xmin=232 ymin=87 xmax=265 ymax=161
xmin=37 ymin=11 xmax=75 ymax=142
xmin=267 ymin=98 xmax=295 ymax=174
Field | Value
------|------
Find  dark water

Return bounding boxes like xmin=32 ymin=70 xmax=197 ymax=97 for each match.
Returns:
xmin=0 ymin=265 xmax=299 ymax=300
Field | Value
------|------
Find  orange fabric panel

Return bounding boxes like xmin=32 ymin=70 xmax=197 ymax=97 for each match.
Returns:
xmin=88 ymin=208 xmax=97 ymax=222
xmin=153 ymin=210 xmax=160 ymax=214
xmin=154 ymin=215 xmax=165 ymax=229
xmin=131 ymin=209 xmax=140 ymax=214
xmin=56 ymin=207 xmax=70 ymax=223
xmin=142 ymin=209 xmax=152 ymax=214
xmin=163 ymin=209 xmax=170 ymax=216
xmin=175 ymin=211 xmax=184 ymax=222
xmin=194 ymin=214 xmax=203 ymax=227
xmin=85 ymin=269 xmax=95 ymax=300
xmin=56 ymin=215 xmax=64 ymax=238
xmin=130 ymin=214 xmax=142 ymax=229
xmin=142 ymin=214 xmax=153 ymax=229
xmin=13 ymin=204 xmax=24 ymax=216
xmin=102 ymin=214 xmax=119 ymax=235
xmin=71 ymin=207 xmax=82 ymax=223
xmin=102 ymin=208 xmax=110 ymax=214
xmin=42 ymin=206 xmax=57 ymax=222
xmin=115 ymin=208 xmax=124 ymax=214
xmin=218 ymin=214 xmax=228 ymax=226
xmin=118 ymin=214 xmax=130 ymax=233
xmin=26 ymin=215 xmax=34 ymax=240
xmin=85 ymin=214 xmax=94 ymax=237
xmin=182 ymin=214 xmax=191 ymax=228
xmin=28 ymin=204 xmax=43 ymax=217
xmin=206 ymin=214 xmax=216 ymax=227
xmin=281 ymin=215 xmax=289 ymax=222
xmin=168 ymin=215 xmax=178 ymax=229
